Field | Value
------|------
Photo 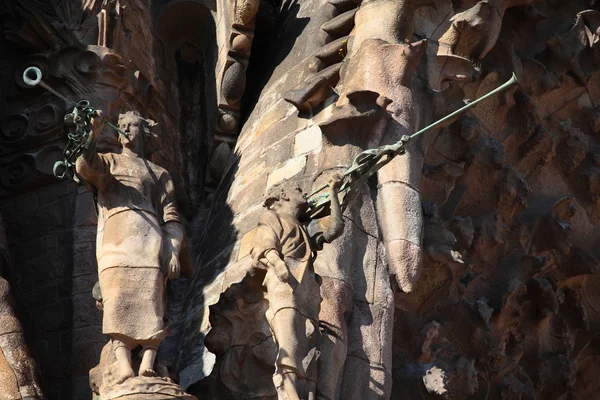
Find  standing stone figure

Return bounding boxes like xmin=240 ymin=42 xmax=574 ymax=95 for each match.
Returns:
xmin=76 ymin=111 xmax=184 ymax=385
xmin=250 ymin=175 xmax=345 ymax=400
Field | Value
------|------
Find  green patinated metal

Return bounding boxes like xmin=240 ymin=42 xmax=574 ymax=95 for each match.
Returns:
xmin=22 ymin=66 xmax=130 ymax=182
xmin=23 ymin=64 xmax=518 ymax=208
xmin=53 ymin=100 xmax=95 ymax=181
xmin=307 ymin=73 xmax=520 ymax=219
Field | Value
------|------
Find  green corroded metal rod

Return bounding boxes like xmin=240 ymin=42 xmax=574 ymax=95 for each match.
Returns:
xmin=23 ymin=66 xmax=78 ymax=106
xmin=409 ymin=72 xmax=519 ymax=140
xmin=22 ymin=66 xmax=130 ymax=139
xmin=307 ymin=72 xmax=520 ymax=211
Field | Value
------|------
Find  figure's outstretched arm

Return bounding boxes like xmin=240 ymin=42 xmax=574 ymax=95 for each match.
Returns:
xmin=75 ymin=110 xmax=108 ymax=183
xmin=321 ymin=173 xmax=345 ymax=243
xmin=310 ymin=173 xmax=346 ymax=249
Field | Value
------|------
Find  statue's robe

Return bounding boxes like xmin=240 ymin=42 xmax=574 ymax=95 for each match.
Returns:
xmin=76 ymin=151 xmax=181 ymax=344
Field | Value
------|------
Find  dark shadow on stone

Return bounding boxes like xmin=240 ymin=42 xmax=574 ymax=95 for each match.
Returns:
xmin=241 ymin=0 xmax=311 ymax=124
xmin=175 ymin=156 xmax=239 ymax=394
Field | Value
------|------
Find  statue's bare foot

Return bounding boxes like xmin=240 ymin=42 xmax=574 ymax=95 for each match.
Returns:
xmin=140 ymin=368 xmax=157 ymax=377
xmin=139 ymin=346 xmax=158 ymax=377
xmin=116 ymin=365 xmax=135 ymax=384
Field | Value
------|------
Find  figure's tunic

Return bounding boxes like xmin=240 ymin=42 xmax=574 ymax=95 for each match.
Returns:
xmin=251 ymin=211 xmax=321 ymax=379
xmin=76 ymin=151 xmax=180 ymax=343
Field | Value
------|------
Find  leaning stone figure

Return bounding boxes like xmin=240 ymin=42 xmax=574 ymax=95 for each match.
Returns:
xmin=76 ymin=111 xmax=194 ymax=399
xmin=250 ymin=175 xmax=345 ymax=400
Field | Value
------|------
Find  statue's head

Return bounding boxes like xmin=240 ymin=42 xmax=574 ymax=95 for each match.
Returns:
xmin=117 ymin=111 xmax=157 ymax=155
xmin=263 ymin=179 xmax=309 ymax=218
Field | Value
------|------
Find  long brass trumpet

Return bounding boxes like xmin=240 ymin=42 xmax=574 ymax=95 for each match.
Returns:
xmin=22 ymin=66 xmax=136 ymax=181
xmin=410 ymin=72 xmax=519 ymax=141
xmin=307 ymin=73 xmax=520 ymax=217
xmin=22 ymin=66 xmax=130 ymax=139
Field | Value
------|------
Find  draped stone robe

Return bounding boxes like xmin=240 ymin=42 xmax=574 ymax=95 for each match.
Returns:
xmin=76 ymin=150 xmax=181 ymax=344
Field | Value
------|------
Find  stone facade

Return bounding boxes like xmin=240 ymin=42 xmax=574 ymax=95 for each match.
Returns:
xmin=1 ymin=182 xmax=100 ymax=398
xmin=1 ymin=0 xmax=600 ymax=399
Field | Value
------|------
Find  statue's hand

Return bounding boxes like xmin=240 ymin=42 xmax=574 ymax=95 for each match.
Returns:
xmin=90 ymin=110 xmax=105 ymax=139
xmin=329 ymin=172 xmax=345 ymax=191
xmin=273 ymin=260 xmax=290 ymax=283
xmin=167 ymin=253 xmax=181 ymax=280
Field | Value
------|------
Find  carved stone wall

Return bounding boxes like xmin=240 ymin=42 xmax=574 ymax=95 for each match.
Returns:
xmin=177 ymin=0 xmax=600 ymax=399
xmin=1 ymin=0 xmax=600 ymax=399
xmin=0 ymin=213 xmax=44 ymax=399
xmin=0 ymin=184 xmax=101 ymax=398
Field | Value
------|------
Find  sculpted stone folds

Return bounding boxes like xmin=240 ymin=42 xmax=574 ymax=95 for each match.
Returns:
xmin=182 ymin=0 xmax=600 ymax=399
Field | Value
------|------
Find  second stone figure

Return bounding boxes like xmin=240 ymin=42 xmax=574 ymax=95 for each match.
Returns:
xmin=250 ymin=175 xmax=345 ymax=400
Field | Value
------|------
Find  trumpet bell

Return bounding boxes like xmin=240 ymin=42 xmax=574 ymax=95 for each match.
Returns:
xmin=23 ymin=66 xmax=42 ymax=87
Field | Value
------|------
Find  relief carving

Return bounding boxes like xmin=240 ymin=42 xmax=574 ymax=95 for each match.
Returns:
xmin=215 ymin=0 xmax=260 ymax=138
xmin=183 ymin=0 xmax=600 ymax=399
xmin=3 ymin=0 xmax=183 ymax=197
xmin=207 ymin=0 xmax=261 ymax=198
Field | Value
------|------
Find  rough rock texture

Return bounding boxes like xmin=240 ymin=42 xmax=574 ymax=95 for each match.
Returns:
xmin=0 ymin=213 xmax=43 ymax=399
xmin=1 ymin=0 xmax=600 ymax=399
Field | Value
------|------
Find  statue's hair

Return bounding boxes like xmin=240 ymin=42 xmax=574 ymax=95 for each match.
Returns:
xmin=263 ymin=179 xmax=302 ymax=209
xmin=117 ymin=110 xmax=157 ymax=132
xmin=117 ymin=111 xmax=159 ymax=152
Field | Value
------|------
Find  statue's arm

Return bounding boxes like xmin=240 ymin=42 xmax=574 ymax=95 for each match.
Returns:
xmin=74 ymin=110 xmax=108 ymax=183
xmin=161 ymin=172 xmax=184 ymax=279
xmin=251 ymin=212 xmax=290 ymax=283
xmin=309 ymin=174 xmax=345 ymax=249
xmin=163 ymin=221 xmax=184 ymax=280
xmin=321 ymin=174 xmax=345 ymax=242
xmin=264 ymin=248 xmax=290 ymax=283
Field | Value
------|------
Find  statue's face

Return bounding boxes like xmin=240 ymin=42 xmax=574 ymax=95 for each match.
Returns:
xmin=287 ymin=185 xmax=309 ymax=213
xmin=118 ymin=115 xmax=145 ymax=151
